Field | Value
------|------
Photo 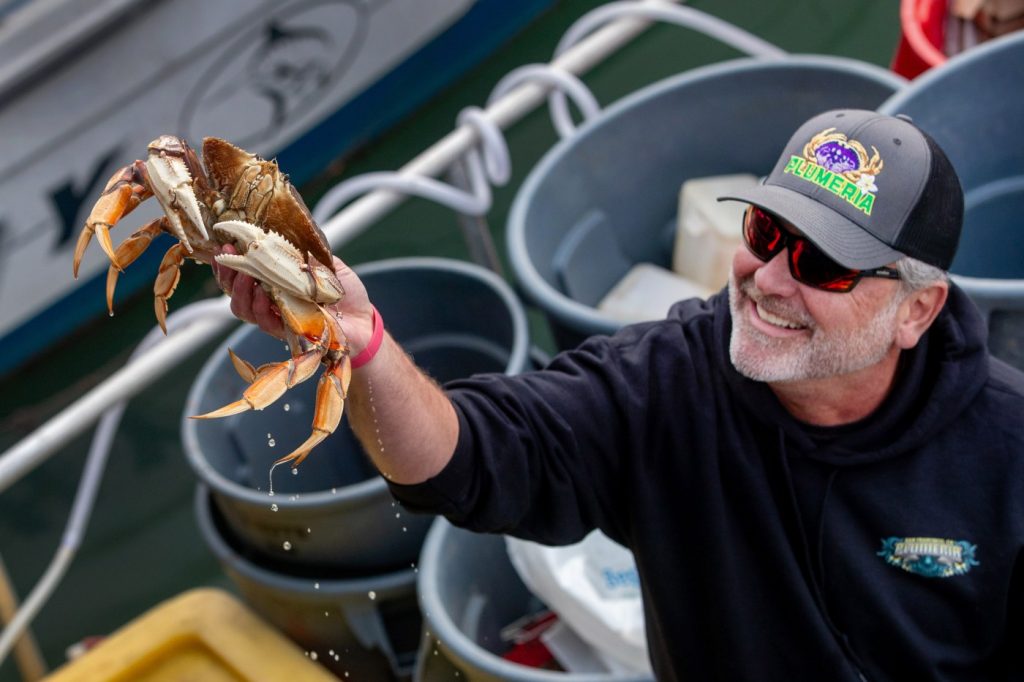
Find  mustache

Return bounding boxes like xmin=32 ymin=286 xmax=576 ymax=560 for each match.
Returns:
xmin=737 ymin=277 xmax=815 ymax=327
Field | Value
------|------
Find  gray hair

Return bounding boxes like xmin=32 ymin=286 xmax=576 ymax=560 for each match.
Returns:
xmin=895 ymin=256 xmax=948 ymax=294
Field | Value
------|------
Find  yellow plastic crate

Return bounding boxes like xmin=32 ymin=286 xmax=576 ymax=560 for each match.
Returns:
xmin=44 ymin=588 xmax=338 ymax=682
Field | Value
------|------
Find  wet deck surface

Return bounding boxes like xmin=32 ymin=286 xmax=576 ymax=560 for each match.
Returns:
xmin=0 ymin=1 xmax=900 ymax=678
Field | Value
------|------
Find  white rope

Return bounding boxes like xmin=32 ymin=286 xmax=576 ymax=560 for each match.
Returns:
xmin=489 ymin=64 xmax=602 ymax=139
xmin=312 ymin=108 xmax=502 ymax=222
xmin=313 ymin=64 xmax=602 ymax=224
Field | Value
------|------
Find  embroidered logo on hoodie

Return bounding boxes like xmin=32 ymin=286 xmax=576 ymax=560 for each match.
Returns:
xmin=877 ymin=537 xmax=979 ymax=578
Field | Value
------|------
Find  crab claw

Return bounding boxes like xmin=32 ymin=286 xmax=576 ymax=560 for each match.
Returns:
xmin=275 ymin=354 xmax=351 ymax=468
xmin=191 ymin=348 xmax=322 ymax=419
xmin=213 ymin=220 xmax=344 ymax=304
xmin=145 ymin=137 xmax=209 ymax=246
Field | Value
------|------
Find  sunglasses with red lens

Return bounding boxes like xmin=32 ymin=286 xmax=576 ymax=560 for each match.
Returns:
xmin=741 ymin=206 xmax=901 ymax=293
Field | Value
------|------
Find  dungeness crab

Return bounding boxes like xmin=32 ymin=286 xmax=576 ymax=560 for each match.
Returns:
xmin=73 ymin=135 xmax=349 ymax=467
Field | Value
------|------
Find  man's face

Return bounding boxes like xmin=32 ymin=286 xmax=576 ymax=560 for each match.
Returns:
xmin=727 ymin=221 xmax=905 ymax=383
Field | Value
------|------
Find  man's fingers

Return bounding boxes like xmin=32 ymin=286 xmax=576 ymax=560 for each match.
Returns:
xmin=229 ymin=273 xmax=257 ymax=324
xmin=213 ymin=244 xmax=239 ymax=293
xmin=252 ymin=285 xmax=285 ymax=338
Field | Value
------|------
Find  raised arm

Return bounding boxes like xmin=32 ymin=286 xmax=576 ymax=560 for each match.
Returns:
xmin=213 ymin=246 xmax=458 ymax=483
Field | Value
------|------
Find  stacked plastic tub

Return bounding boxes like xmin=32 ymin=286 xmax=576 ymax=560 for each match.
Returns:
xmin=185 ymin=258 xmax=529 ymax=680
xmin=880 ymin=31 xmax=1024 ymax=370
xmin=506 ymin=56 xmax=906 ymax=349
xmin=415 ymin=519 xmax=654 ymax=682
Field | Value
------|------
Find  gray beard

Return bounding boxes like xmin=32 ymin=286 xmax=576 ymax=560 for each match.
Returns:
xmin=727 ymin=272 xmax=903 ymax=383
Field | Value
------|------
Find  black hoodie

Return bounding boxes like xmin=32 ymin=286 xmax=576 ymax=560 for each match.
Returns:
xmin=389 ymin=285 xmax=1024 ymax=681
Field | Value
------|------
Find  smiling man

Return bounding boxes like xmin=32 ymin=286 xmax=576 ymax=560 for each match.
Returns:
xmin=720 ymin=110 xmax=956 ymax=430
xmin=217 ymin=110 xmax=1024 ymax=681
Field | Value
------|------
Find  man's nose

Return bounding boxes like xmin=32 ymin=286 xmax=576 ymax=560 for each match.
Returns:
xmin=753 ymin=248 xmax=799 ymax=297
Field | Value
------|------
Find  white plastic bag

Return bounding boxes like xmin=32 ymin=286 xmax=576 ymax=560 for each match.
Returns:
xmin=505 ymin=530 xmax=652 ymax=675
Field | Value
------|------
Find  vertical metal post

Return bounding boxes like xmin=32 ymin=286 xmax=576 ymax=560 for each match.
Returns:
xmin=445 ymin=159 xmax=505 ymax=277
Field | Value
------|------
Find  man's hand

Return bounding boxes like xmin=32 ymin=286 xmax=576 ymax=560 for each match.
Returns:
xmin=211 ymin=244 xmax=376 ymax=353
xmin=213 ymin=245 xmax=459 ymax=485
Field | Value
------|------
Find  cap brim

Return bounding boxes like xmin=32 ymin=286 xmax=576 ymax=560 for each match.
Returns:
xmin=718 ymin=184 xmax=904 ymax=270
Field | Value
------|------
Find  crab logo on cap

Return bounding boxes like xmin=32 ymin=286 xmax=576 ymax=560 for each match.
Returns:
xmin=782 ymin=128 xmax=884 ymax=216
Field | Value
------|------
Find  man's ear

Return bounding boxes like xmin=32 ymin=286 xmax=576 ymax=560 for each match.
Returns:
xmin=895 ymin=282 xmax=949 ymax=349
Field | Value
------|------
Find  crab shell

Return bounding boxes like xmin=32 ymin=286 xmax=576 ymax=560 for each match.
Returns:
xmin=197 ymin=137 xmax=333 ymax=267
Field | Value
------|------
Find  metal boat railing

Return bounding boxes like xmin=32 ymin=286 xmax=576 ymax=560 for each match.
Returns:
xmin=0 ymin=0 xmax=786 ymax=671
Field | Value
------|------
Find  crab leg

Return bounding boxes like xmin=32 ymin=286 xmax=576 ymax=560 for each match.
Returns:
xmin=151 ymin=242 xmax=191 ymax=334
xmin=105 ymin=217 xmax=167 ymax=315
xmin=274 ymin=305 xmax=351 ymax=467
xmin=73 ymin=160 xmax=152 ymax=277
xmin=275 ymin=353 xmax=352 ymax=468
xmin=228 ymin=348 xmax=258 ymax=383
xmin=192 ymin=347 xmax=323 ymax=420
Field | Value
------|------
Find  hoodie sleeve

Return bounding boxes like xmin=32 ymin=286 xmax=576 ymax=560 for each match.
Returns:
xmin=386 ymin=331 xmax=642 ymax=547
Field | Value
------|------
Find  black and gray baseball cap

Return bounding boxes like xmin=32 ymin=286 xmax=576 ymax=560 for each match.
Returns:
xmin=719 ymin=109 xmax=964 ymax=270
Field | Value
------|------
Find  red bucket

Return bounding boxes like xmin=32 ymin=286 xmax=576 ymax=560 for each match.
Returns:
xmin=892 ymin=0 xmax=948 ymax=78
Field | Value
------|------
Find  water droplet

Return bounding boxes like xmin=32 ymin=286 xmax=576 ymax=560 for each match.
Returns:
xmin=314 ymin=582 xmax=320 ymax=590
xmin=310 ymin=651 xmax=318 ymax=661
xmin=331 ymin=487 xmax=337 ymax=494
xmin=291 ymin=467 xmax=298 ymax=475
xmin=268 ymin=438 xmax=276 ymax=447
xmin=267 ymin=433 xmax=271 ymax=438
xmin=368 ymin=591 xmax=377 ymax=600
xmin=329 ymin=649 xmax=335 ymax=656
xmin=395 ymin=513 xmax=400 ymax=518
xmin=324 ymin=610 xmax=330 ymax=616
xmin=283 ymin=403 xmax=290 ymax=412
xmin=306 ymin=527 xmax=312 ymax=534
xmin=270 ymin=503 xmax=278 ymax=512
xmin=282 ymin=541 xmax=292 ymax=551
xmin=402 ymin=526 xmax=407 ymax=532
xmin=268 ymin=461 xmax=285 ymax=497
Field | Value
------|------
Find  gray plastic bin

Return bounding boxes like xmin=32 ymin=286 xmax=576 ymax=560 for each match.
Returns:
xmin=183 ymin=257 xmax=529 ymax=571
xmin=415 ymin=518 xmax=653 ymax=682
xmin=880 ymin=32 xmax=1024 ymax=370
xmin=507 ymin=56 xmax=905 ymax=349
xmin=195 ymin=485 xmax=420 ymax=680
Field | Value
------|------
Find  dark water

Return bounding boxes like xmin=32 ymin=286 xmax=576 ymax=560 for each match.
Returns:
xmin=0 ymin=1 xmax=900 ymax=678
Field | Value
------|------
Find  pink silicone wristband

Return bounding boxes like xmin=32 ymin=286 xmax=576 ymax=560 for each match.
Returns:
xmin=350 ymin=306 xmax=383 ymax=369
